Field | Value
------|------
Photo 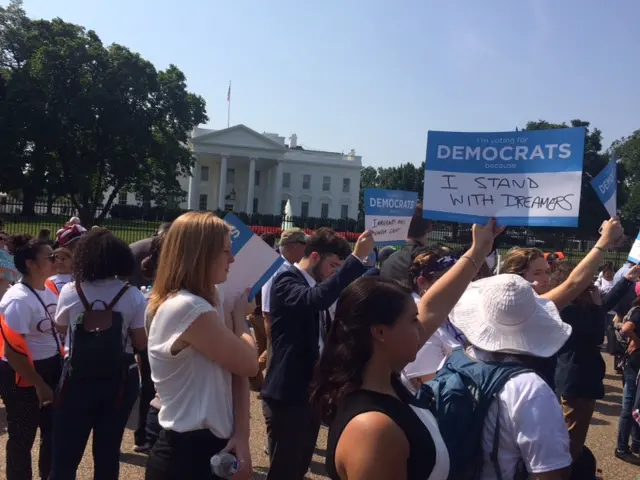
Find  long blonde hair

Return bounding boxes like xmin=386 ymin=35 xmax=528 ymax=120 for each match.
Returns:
xmin=147 ymin=211 xmax=230 ymax=319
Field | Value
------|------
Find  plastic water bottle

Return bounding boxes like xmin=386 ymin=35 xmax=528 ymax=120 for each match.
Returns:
xmin=210 ymin=452 xmax=239 ymax=478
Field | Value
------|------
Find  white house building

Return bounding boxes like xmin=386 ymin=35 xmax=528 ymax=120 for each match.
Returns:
xmin=174 ymin=124 xmax=362 ymax=219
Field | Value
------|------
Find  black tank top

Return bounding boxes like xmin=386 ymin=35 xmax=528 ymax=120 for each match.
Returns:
xmin=326 ymin=378 xmax=437 ymax=480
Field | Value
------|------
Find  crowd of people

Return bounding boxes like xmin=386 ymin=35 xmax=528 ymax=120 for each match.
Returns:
xmin=0 ymin=204 xmax=638 ymax=479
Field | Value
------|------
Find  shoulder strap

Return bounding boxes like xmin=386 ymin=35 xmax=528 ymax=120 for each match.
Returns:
xmin=75 ymin=282 xmax=93 ymax=311
xmin=106 ymin=282 xmax=130 ymax=310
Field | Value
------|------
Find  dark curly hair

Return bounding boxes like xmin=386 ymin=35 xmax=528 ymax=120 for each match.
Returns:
xmin=309 ymin=276 xmax=411 ymax=423
xmin=72 ymin=228 xmax=135 ymax=283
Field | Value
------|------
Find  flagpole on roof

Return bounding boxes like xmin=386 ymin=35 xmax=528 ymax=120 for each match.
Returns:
xmin=227 ymin=81 xmax=231 ymax=128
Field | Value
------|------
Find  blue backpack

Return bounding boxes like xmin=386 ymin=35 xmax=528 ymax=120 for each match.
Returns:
xmin=418 ymin=348 xmax=532 ymax=480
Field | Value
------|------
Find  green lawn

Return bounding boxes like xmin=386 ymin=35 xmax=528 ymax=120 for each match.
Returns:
xmin=1 ymin=218 xmax=158 ymax=244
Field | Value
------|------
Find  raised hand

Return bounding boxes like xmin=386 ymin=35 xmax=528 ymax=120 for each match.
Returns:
xmin=471 ymin=217 xmax=505 ymax=257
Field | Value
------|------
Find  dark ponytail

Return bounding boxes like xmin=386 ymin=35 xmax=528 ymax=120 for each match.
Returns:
xmin=309 ymin=277 xmax=411 ymax=423
xmin=10 ymin=234 xmax=46 ymax=275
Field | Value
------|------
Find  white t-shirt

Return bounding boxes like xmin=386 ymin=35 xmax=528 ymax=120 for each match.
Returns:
xmin=55 ymin=279 xmax=146 ymax=355
xmin=147 ymin=289 xmax=233 ymax=438
xmin=404 ymin=293 xmax=464 ymax=379
xmin=261 ymin=257 xmax=291 ymax=314
xmin=0 ymin=283 xmax=59 ymax=360
xmin=48 ymin=274 xmax=73 ymax=293
xmin=468 ymin=348 xmax=572 ymax=479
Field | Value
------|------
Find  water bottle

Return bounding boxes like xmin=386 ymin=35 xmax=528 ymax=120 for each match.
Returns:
xmin=210 ymin=452 xmax=239 ymax=478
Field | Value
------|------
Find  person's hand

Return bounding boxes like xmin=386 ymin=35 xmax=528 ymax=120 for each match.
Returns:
xmin=624 ymin=264 xmax=640 ymax=282
xmin=471 ymin=218 xmax=505 ymax=257
xmin=598 ymin=217 xmax=623 ymax=248
xmin=233 ymin=289 xmax=255 ymax=319
xmin=35 ymin=383 xmax=54 ymax=408
xmin=353 ymin=230 xmax=375 ymax=261
xmin=221 ymin=434 xmax=252 ymax=480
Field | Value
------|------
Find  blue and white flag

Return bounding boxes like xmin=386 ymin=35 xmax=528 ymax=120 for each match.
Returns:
xmin=221 ymin=213 xmax=284 ymax=303
xmin=628 ymin=231 xmax=640 ymax=264
xmin=590 ymin=153 xmax=617 ymax=218
xmin=422 ymin=128 xmax=586 ymax=227
xmin=365 ymin=188 xmax=419 ymax=246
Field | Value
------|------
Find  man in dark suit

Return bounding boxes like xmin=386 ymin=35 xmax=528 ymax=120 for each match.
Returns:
xmin=261 ymin=227 xmax=374 ymax=479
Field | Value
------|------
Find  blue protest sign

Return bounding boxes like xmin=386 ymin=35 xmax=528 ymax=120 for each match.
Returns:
xmin=628 ymin=231 xmax=640 ymax=264
xmin=422 ymin=128 xmax=586 ymax=227
xmin=591 ymin=153 xmax=617 ymax=218
xmin=364 ymin=188 xmax=419 ymax=246
xmin=221 ymin=213 xmax=284 ymax=302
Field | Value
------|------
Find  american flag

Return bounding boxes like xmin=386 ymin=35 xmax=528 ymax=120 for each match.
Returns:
xmin=227 ymin=81 xmax=231 ymax=103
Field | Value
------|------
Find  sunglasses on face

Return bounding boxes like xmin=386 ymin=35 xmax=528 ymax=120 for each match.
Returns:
xmin=421 ymin=256 xmax=457 ymax=278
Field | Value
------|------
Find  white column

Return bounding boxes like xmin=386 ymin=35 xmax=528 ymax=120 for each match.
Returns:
xmin=217 ymin=155 xmax=228 ymax=210
xmin=187 ymin=154 xmax=200 ymax=210
xmin=246 ymin=158 xmax=256 ymax=213
xmin=273 ymin=160 xmax=283 ymax=215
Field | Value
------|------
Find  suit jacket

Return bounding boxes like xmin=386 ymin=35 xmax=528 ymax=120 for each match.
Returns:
xmin=261 ymin=255 xmax=366 ymax=403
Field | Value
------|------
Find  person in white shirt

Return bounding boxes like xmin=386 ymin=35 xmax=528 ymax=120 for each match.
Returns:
xmin=145 ymin=211 xmax=257 ymax=480
xmin=0 ymin=234 xmax=61 ymax=480
xmin=45 ymin=246 xmax=74 ymax=296
xmin=50 ymin=228 xmax=147 ymax=480
xmin=402 ymin=252 xmax=463 ymax=392
xmin=449 ymin=274 xmax=574 ymax=479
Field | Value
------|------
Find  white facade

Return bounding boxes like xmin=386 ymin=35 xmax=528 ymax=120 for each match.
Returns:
xmin=173 ymin=124 xmax=363 ymax=219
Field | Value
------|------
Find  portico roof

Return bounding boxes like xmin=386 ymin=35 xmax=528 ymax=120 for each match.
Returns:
xmin=190 ymin=124 xmax=288 ymax=153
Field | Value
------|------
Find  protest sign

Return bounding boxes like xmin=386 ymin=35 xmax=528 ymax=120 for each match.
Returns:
xmin=422 ymin=127 xmax=586 ymax=227
xmin=628 ymin=231 xmax=640 ymax=264
xmin=0 ymin=249 xmax=18 ymax=282
xmin=364 ymin=188 xmax=419 ymax=246
xmin=220 ymin=213 xmax=284 ymax=306
xmin=591 ymin=153 xmax=617 ymax=218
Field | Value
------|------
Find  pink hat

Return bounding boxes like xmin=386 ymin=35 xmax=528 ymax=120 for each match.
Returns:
xmin=56 ymin=224 xmax=87 ymax=247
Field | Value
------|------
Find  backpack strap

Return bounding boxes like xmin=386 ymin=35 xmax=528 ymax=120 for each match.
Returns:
xmin=75 ymin=283 xmax=93 ymax=311
xmin=106 ymin=283 xmax=130 ymax=310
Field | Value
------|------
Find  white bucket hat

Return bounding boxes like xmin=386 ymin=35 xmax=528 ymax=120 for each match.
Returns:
xmin=449 ymin=274 xmax=571 ymax=358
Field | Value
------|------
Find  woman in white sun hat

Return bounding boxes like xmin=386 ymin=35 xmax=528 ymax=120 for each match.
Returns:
xmin=449 ymin=273 xmax=573 ymax=479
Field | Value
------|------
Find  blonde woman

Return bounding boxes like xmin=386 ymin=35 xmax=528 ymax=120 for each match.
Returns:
xmin=145 ymin=212 xmax=258 ymax=480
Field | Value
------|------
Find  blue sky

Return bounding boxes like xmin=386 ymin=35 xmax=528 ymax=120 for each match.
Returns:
xmin=15 ymin=0 xmax=640 ymax=168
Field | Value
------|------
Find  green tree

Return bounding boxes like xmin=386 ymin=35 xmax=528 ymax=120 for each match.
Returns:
xmin=523 ymin=119 xmax=615 ymax=236
xmin=358 ymin=166 xmax=378 ymax=219
xmin=614 ymin=129 xmax=640 ymax=231
xmin=0 ymin=5 xmax=207 ymax=225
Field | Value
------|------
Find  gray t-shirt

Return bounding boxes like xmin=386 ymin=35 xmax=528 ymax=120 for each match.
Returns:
xmin=129 ymin=237 xmax=154 ymax=288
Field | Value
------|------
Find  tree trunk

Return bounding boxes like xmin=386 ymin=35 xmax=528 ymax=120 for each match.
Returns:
xmin=46 ymin=190 xmax=54 ymax=215
xmin=77 ymin=206 xmax=95 ymax=229
xmin=21 ymin=189 xmax=36 ymax=216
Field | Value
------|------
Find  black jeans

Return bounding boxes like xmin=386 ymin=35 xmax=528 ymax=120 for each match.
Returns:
xmin=146 ymin=405 xmax=161 ymax=448
xmin=135 ymin=349 xmax=156 ymax=446
xmin=617 ymin=359 xmax=640 ymax=451
xmin=49 ymin=363 xmax=140 ymax=480
xmin=262 ymin=399 xmax=321 ymax=480
xmin=146 ymin=428 xmax=228 ymax=480
xmin=0 ymin=355 xmax=62 ymax=480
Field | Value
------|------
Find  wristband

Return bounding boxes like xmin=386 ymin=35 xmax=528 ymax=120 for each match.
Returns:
xmin=593 ymin=246 xmax=606 ymax=253
xmin=460 ymin=255 xmax=478 ymax=271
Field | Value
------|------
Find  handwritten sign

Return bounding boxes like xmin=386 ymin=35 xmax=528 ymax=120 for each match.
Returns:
xmin=220 ymin=213 xmax=284 ymax=306
xmin=628 ymin=231 xmax=640 ymax=264
xmin=591 ymin=153 xmax=617 ymax=218
xmin=0 ymin=249 xmax=18 ymax=282
xmin=365 ymin=188 xmax=418 ymax=246
xmin=422 ymin=128 xmax=586 ymax=227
